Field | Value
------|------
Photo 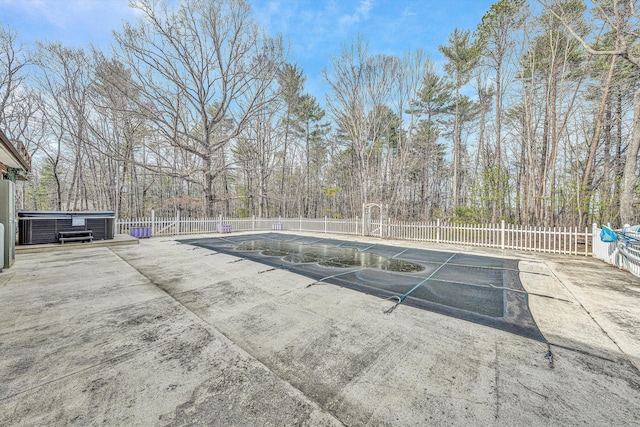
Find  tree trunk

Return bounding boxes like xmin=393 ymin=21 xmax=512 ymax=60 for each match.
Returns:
xmin=452 ymin=85 xmax=460 ymax=209
xmin=537 ymin=88 xmax=550 ymax=224
xmin=548 ymin=67 xmax=558 ymax=227
xmin=280 ymin=113 xmax=290 ymax=216
xmin=204 ymin=154 xmax=215 ymax=217
xmin=494 ymin=62 xmax=503 ymax=221
xmin=620 ymin=88 xmax=640 ymax=225
xmin=581 ymin=45 xmax=617 ymax=226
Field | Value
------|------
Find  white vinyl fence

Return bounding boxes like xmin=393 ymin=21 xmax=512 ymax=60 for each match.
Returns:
xmin=116 ymin=212 xmax=592 ymax=256
xmin=385 ymin=219 xmax=589 ymax=255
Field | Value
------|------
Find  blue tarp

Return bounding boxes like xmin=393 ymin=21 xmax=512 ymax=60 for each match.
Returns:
xmin=600 ymin=226 xmax=618 ymax=243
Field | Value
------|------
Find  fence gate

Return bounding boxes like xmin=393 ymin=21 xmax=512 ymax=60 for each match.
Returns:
xmin=362 ymin=202 xmax=386 ymax=237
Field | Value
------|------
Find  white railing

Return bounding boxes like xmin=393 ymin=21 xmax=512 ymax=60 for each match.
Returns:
xmin=592 ymin=224 xmax=640 ymax=277
xmin=383 ymin=219 xmax=589 ymax=255
xmin=116 ymin=212 xmax=592 ymax=256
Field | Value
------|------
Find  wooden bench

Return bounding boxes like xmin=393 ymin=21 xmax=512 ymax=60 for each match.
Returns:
xmin=59 ymin=230 xmax=94 ymax=244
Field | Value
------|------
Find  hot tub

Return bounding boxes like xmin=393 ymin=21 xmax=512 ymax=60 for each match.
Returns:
xmin=18 ymin=211 xmax=115 ymax=245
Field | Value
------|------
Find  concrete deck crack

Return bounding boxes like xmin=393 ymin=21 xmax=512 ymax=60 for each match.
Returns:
xmin=0 ymin=348 xmax=140 ymax=402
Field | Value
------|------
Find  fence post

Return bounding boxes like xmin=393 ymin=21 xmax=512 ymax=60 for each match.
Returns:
xmin=436 ymin=219 xmax=440 ymax=243
xmin=501 ymin=220 xmax=505 ymax=250
xmin=252 ymin=215 xmax=256 ymax=231
xmin=356 ymin=216 xmax=358 ymax=235
xmin=589 ymin=223 xmax=597 ymax=257
xmin=176 ymin=208 xmax=181 ymax=234
xmin=300 ymin=216 xmax=302 ymax=231
xmin=324 ymin=216 xmax=327 ymax=233
xmin=151 ymin=209 xmax=155 ymax=236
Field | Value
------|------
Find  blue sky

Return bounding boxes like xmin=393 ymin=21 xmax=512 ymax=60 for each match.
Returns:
xmin=1 ymin=0 xmax=497 ymax=100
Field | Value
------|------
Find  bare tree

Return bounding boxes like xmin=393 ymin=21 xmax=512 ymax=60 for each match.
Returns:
xmin=90 ymin=55 xmax=147 ymax=218
xmin=233 ymin=86 xmax=283 ymax=217
xmin=113 ymin=0 xmax=284 ymax=216
xmin=385 ymin=50 xmax=428 ymax=218
xmin=0 ymin=23 xmax=28 ymax=133
xmin=32 ymin=42 xmax=95 ymax=210
xmin=324 ymin=37 xmax=399 ymax=209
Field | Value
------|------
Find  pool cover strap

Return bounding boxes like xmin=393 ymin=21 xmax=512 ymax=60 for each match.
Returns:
xmin=400 ymin=253 xmax=457 ymax=302
xmin=317 ymin=267 xmax=368 ymax=283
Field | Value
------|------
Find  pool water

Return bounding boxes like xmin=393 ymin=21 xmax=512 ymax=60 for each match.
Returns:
xmin=235 ymin=240 xmax=424 ymax=272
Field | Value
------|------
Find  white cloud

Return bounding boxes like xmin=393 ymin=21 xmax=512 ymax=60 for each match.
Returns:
xmin=339 ymin=0 xmax=373 ymax=27
xmin=401 ymin=7 xmax=416 ymax=18
xmin=356 ymin=0 xmax=372 ymax=18
xmin=250 ymin=0 xmax=298 ymax=35
xmin=2 ymin=0 xmax=138 ymax=45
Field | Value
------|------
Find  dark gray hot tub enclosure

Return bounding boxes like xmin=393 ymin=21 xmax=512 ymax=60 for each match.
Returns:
xmin=18 ymin=211 xmax=115 ymax=245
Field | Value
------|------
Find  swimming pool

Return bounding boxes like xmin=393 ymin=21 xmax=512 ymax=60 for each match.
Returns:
xmin=178 ymin=233 xmax=543 ymax=341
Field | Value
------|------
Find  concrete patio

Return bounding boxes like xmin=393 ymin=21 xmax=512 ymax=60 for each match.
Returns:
xmin=1 ymin=232 xmax=639 ymax=426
